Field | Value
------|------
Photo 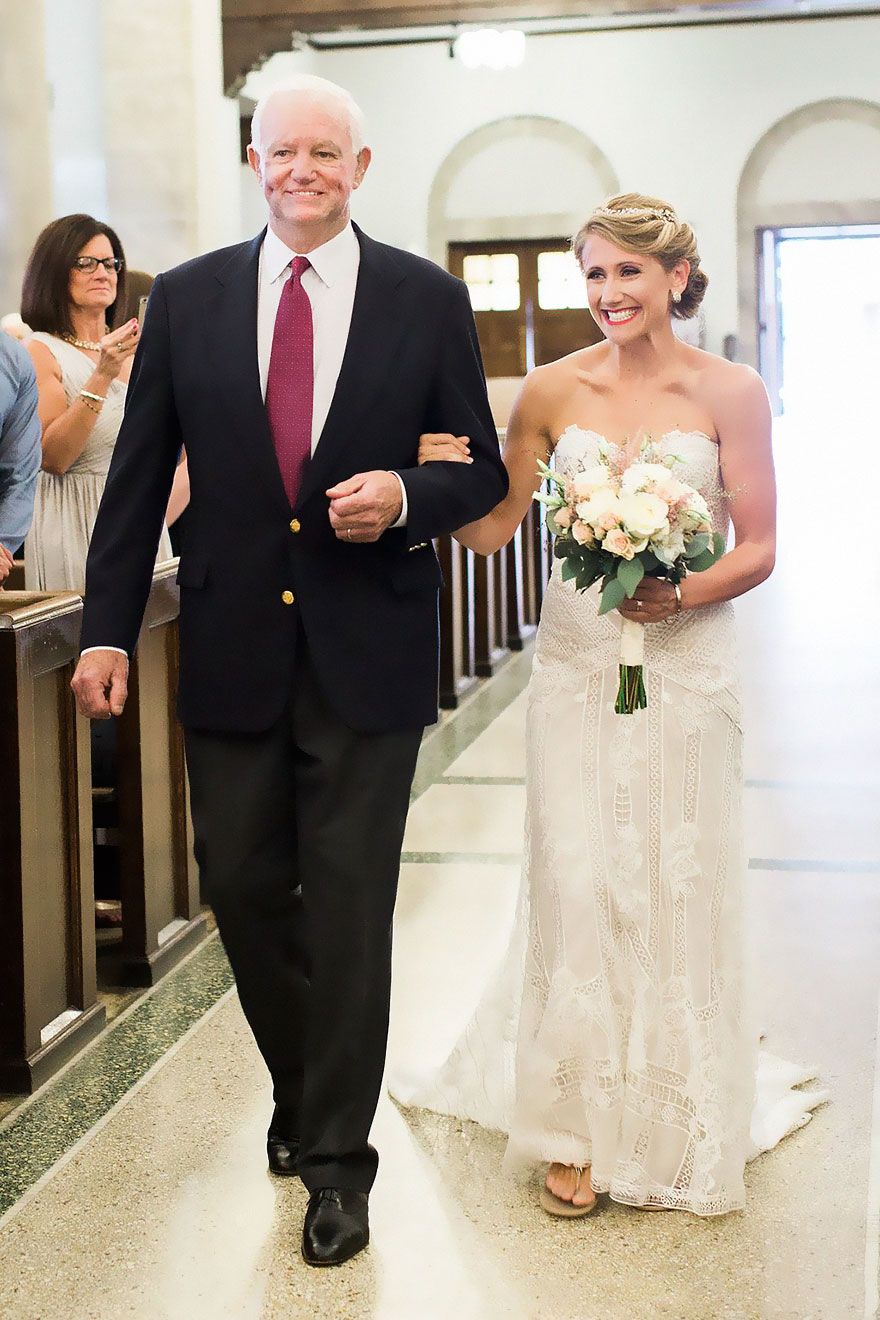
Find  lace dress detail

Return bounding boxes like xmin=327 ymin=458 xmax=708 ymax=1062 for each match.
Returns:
xmin=391 ymin=427 xmax=825 ymax=1215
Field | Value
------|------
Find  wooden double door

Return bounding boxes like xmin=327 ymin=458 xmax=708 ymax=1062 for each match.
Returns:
xmin=448 ymin=238 xmax=603 ymax=377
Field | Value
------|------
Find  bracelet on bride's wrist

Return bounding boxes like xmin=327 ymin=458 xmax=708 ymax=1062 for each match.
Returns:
xmin=672 ymin=582 xmax=683 ymax=613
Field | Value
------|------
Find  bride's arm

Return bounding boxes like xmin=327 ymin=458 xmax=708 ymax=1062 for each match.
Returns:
xmin=678 ymin=364 xmax=776 ymax=611
xmin=418 ymin=372 xmax=554 ymax=557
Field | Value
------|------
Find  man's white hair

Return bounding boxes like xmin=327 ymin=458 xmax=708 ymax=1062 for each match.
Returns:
xmin=250 ymin=76 xmax=367 ymax=157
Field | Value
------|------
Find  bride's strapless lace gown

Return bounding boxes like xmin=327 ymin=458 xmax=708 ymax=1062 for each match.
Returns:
xmin=392 ymin=427 xmax=826 ymax=1215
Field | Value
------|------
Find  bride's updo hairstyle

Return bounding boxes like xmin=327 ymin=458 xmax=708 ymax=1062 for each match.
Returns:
xmin=573 ymin=192 xmax=708 ymax=320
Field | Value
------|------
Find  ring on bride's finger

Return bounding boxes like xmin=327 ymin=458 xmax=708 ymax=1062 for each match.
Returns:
xmin=636 ymin=600 xmax=643 ymax=611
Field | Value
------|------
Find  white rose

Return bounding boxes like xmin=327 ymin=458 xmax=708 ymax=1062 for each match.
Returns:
xmin=651 ymin=529 xmax=685 ymax=565
xmin=572 ymin=466 xmax=611 ymax=499
xmin=576 ymin=488 xmax=621 ymax=525
xmin=677 ymin=492 xmax=712 ymax=530
xmin=621 ymin=463 xmax=672 ymax=495
xmin=617 ymin=491 xmax=669 ymax=538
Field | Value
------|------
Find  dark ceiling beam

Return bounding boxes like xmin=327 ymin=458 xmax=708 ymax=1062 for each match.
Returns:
xmin=226 ymin=2 xmax=607 ymax=21
xmin=221 ymin=0 xmax=684 ymax=92
xmin=220 ymin=0 xmax=870 ymax=94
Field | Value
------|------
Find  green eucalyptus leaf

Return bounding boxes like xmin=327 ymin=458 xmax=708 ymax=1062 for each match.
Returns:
xmin=688 ymin=549 xmax=718 ymax=573
xmin=598 ymin=577 xmax=627 ymax=615
xmin=617 ymin=557 xmax=645 ymax=598
xmin=685 ymin=533 xmax=711 ymax=559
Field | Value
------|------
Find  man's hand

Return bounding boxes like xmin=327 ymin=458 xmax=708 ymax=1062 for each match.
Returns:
xmin=418 ymin=433 xmax=472 ymax=465
xmin=0 ymin=545 xmax=14 ymax=586
xmin=326 ymin=471 xmax=403 ymax=543
xmin=71 ymin=649 xmax=130 ymax=719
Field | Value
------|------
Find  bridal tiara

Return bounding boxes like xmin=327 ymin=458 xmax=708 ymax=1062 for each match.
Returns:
xmin=592 ymin=206 xmax=678 ymax=224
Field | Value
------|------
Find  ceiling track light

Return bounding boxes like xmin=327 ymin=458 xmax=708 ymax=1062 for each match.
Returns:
xmin=452 ymin=27 xmax=526 ymax=70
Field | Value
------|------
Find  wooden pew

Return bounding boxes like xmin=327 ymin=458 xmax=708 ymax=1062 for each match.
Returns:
xmin=520 ymin=496 xmax=553 ymax=628
xmin=109 ymin=559 xmax=207 ymax=985
xmin=437 ymin=534 xmax=477 ymax=708
xmin=5 ymin=559 xmax=25 ymax=590
xmin=0 ymin=591 xmax=105 ymax=1092
xmin=473 ymin=544 xmax=509 ymax=677
xmin=437 ymin=423 xmax=557 ymax=698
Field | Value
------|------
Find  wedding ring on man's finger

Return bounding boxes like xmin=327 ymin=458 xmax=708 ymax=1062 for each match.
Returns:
xmin=346 ymin=528 xmax=352 ymax=541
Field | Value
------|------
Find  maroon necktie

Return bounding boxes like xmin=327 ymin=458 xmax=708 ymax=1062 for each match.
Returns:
xmin=266 ymin=256 xmax=313 ymax=506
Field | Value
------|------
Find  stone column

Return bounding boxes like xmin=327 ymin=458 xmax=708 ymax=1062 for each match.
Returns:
xmin=0 ymin=0 xmax=53 ymax=316
xmin=44 ymin=0 xmax=109 ymax=221
xmin=98 ymin=0 xmax=240 ymax=275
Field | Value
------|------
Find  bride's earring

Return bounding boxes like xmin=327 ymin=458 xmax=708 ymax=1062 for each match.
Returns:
xmin=672 ymin=290 xmax=682 ymax=304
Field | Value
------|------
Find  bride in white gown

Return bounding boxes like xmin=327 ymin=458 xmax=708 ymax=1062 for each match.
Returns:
xmin=392 ymin=194 xmax=826 ymax=1217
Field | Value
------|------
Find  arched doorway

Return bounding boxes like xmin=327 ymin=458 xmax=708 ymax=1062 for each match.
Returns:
xmin=737 ymin=98 xmax=880 ymax=406
xmin=428 ymin=118 xmax=619 ymax=384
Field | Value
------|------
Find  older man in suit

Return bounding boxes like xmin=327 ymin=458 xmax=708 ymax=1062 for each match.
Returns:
xmin=71 ymin=76 xmax=507 ymax=1266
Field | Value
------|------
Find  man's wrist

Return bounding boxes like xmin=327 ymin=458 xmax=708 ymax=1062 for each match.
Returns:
xmin=80 ymin=646 xmax=128 ymax=660
xmin=388 ymin=471 xmax=408 ymax=528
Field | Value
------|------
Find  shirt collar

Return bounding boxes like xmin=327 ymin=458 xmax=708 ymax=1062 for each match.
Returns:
xmin=262 ymin=222 xmax=359 ymax=289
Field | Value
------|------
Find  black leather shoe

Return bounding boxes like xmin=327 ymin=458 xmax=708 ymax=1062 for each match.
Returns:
xmin=267 ymin=1131 xmax=299 ymax=1176
xmin=266 ymin=1108 xmax=299 ymax=1176
xmin=301 ymin=1188 xmax=369 ymax=1266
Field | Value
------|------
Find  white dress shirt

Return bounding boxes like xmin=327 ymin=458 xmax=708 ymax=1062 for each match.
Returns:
xmin=258 ymin=222 xmax=357 ymax=444
xmin=83 ymin=221 xmax=405 ymax=659
xmin=259 ymin=222 xmax=406 ymax=519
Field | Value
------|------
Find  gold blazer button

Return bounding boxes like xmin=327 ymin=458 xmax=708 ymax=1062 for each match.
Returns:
xmin=281 ymin=590 xmax=295 ymax=605
xmin=289 ymin=519 xmax=301 ymax=533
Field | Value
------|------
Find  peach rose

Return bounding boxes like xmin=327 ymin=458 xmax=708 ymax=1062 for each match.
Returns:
xmin=603 ymin=527 xmax=635 ymax=559
xmin=571 ymin=520 xmax=595 ymax=546
xmin=552 ymin=506 xmax=573 ymax=530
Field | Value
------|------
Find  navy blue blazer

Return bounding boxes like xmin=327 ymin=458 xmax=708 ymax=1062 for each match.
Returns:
xmin=80 ymin=225 xmax=509 ymax=733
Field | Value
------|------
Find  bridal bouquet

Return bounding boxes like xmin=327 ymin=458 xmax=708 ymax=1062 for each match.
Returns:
xmin=535 ymin=439 xmax=725 ymax=713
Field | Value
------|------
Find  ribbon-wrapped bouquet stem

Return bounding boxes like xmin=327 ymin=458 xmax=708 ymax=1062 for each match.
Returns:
xmin=535 ymin=439 xmax=725 ymax=714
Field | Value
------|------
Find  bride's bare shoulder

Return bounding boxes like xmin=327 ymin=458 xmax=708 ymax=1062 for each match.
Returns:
xmin=684 ymin=346 xmax=770 ymax=437
xmin=522 ymin=343 xmax=607 ymax=403
xmin=687 ymin=345 xmax=766 ymax=401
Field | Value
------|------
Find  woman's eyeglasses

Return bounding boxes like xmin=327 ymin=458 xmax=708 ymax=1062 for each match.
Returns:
xmin=72 ymin=256 xmax=123 ymax=273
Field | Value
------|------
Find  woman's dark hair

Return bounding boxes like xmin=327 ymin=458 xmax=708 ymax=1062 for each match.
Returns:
xmin=21 ymin=214 xmax=127 ymax=338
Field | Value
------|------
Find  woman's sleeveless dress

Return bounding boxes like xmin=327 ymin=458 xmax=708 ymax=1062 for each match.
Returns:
xmin=25 ymin=333 xmax=171 ymax=593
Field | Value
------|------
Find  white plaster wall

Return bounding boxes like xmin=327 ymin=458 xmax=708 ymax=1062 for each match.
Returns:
xmin=242 ymin=16 xmax=880 ymax=355
xmin=754 ymin=118 xmax=880 ymax=205
xmin=444 ymin=133 xmax=608 ymax=220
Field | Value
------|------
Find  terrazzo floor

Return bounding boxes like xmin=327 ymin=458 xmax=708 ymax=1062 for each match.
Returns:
xmin=0 ymin=412 xmax=877 ymax=1319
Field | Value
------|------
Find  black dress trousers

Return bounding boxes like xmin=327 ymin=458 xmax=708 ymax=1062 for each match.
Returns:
xmin=184 ymin=629 xmax=422 ymax=1193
